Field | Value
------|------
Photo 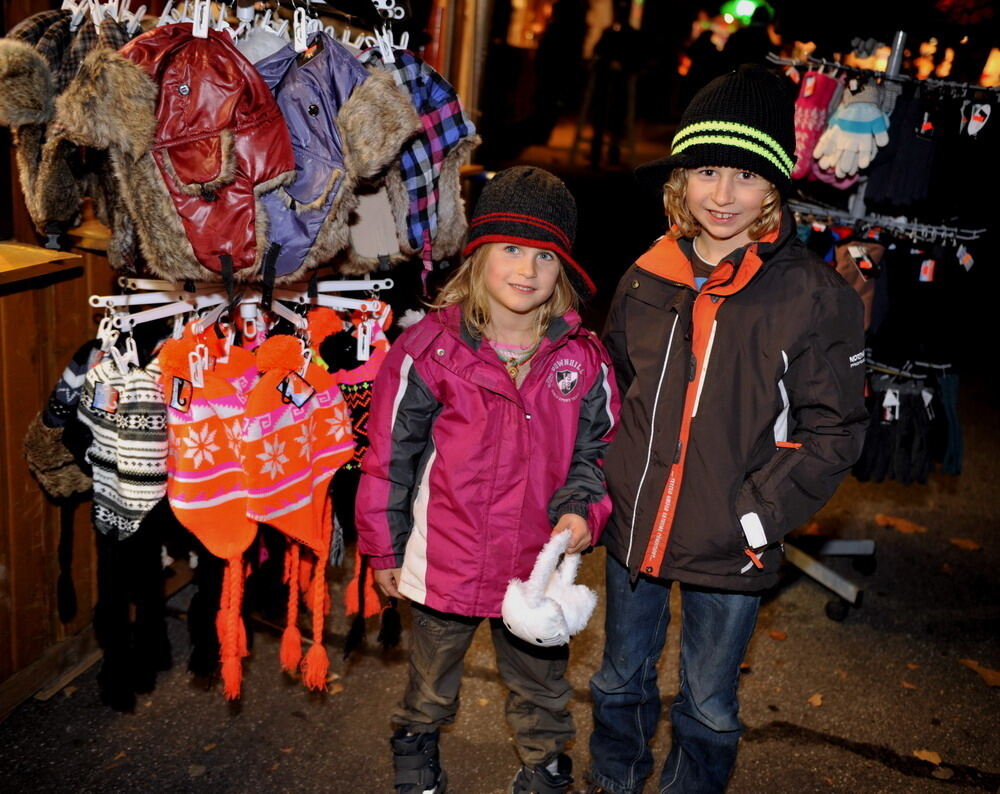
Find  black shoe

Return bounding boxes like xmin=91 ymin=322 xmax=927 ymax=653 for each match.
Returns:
xmin=391 ymin=729 xmax=447 ymax=794
xmin=511 ymin=753 xmax=574 ymax=793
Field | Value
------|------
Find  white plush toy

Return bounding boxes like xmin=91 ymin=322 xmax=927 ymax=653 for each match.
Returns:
xmin=501 ymin=529 xmax=598 ymax=647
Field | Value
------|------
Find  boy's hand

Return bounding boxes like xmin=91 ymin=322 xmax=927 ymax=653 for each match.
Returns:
xmin=374 ymin=567 xmax=406 ymax=600
xmin=552 ymin=513 xmax=591 ymax=554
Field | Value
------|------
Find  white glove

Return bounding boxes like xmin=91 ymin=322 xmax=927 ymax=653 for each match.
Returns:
xmin=812 ymin=84 xmax=890 ymax=178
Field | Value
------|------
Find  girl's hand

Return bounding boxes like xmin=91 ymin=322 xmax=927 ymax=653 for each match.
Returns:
xmin=552 ymin=514 xmax=591 ymax=554
xmin=374 ymin=567 xmax=406 ymax=600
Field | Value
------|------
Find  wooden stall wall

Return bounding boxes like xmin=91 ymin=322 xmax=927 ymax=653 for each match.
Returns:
xmin=0 ymin=0 xmax=118 ymax=716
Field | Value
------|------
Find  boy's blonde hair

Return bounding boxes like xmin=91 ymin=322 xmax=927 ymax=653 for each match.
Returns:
xmin=663 ymin=167 xmax=782 ymax=241
xmin=432 ymin=244 xmax=579 ymax=339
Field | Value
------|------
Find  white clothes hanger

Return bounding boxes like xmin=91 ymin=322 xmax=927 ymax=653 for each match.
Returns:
xmin=118 ymin=0 xmax=147 ymax=36
xmin=293 ymin=6 xmax=309 ymax=53
xmin=65 ymin=0 xmax=89 ymax=31
xmin=255 ymin=8 xmax=289 ymax=40
xmin=191 ymin=0 xmax=211 ymax=38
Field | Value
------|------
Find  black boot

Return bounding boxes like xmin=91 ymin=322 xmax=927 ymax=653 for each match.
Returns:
xmin=511 ymin=753 xmax=574 ymax=793
xmin=391 ymin=728 xmax=447 ymax=793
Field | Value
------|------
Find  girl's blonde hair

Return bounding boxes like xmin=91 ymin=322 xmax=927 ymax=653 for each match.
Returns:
xmin=663 ymin=167 xmax=782 ymax=241
xmin=432 ymin=243 xmax=578 ymax=339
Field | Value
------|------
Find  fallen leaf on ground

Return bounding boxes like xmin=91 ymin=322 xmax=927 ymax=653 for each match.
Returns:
xmin=270 ymin=764 xmax=280 ymax=771
xmin=902 ymin=680 xmax=917 ymax=690
xmin=113 ymin=752 xmax=127 ymax=760
xmin=188 ymin=765 xmax=206 ymax=778
xmin=940 ymin=563 xmax=954 ymax=575
xmin=834 ymin=669 xmax=848 ymax=680
xmin=874 ymin=514 xmax=927 ymax=534
xmin=907 ymin=663 xmax=920 ymax=670
xmin=958 ymin=659 xmax=1000 ymax=687
xmin=807 ymin=693 xmax=823 ymax=707
xmin=768 ymin=630 xmax=787 ymax=641
xmin=280 ymin=748 xmax=294 ymax=754
xmin=932 ymin=767 xmax=955 ymax=780
xmin=328 ymin=683 xmax=344 ymax=695
xmin=822 ymin=777 xmax=834 ymax=786
xmin=914 ymin=749 xmax=941 ymax=765
xmin=326 ymin=672 xmax=341 ymax=682
xmin=203 ymin=744 xmax=217 ymax=751
xmin=949 ymin=537 xmax=983 ymax=551
xmin=478 ymin=698 xmax=490 ymax=707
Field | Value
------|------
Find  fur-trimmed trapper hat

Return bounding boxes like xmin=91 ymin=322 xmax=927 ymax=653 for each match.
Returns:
xmin=254 ymin=32 xmax=422 ymax=282
xmin=357 ymin=49 xmax=480 ymax=274
xmin=1 ymin=12 xmax=135 ymax=249
xmin=53 ymin=24 xmax=296 ymax=282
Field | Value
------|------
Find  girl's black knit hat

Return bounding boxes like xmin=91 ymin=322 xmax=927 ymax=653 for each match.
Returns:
xmin=463 ymin=166 xmax=596 ymax=299
xmin=636 ymin=64 xmax=797 ymax=193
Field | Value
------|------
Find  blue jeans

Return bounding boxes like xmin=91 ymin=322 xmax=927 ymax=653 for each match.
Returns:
xmin=589 ymin=554 xmax=760 ymax=794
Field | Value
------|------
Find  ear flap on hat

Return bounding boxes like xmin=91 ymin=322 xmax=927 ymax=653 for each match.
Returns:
xmin=0 ymin=39 xmax=54 ymax=127
xmin=339 ymin=69 xmax=422 ymax=181
xmin=53 ymin=47 xmax=157 ymax=160
xmin=301 ymin=69 xmax=422 ymax=278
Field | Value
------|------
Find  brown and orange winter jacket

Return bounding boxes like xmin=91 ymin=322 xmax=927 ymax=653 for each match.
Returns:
xmin=601 ymin=209 xmax=868 ymax=591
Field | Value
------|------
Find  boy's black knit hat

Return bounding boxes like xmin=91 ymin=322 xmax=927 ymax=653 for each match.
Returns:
xmin=636 ymin=64 xmax=796 ymax=193
xmin=463 ymin=166 xmax=596 ymax=299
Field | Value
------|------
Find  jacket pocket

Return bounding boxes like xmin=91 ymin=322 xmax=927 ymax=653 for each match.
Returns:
xmin=735 ymin=444 xmax=803 ymax=547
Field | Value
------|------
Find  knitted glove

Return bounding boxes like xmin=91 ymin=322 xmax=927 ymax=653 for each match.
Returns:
xmin=791 ymin=71 xmax=841 ymax=180
xmin=813 ymin=83 xmax=890 ymax=178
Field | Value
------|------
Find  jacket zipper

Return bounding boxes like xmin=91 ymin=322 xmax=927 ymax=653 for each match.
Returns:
xmin=625 ymin=313 xmax=679 ymax=569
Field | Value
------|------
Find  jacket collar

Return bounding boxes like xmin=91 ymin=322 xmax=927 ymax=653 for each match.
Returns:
xmin=635 ymin=208 xmax=797 ymax=296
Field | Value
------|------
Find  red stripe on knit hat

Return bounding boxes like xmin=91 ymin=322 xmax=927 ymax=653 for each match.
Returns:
xmin=469 ymin=212 xmax=573 ymax=250
xmin=462 ymin=234 xmax=597 ymax=298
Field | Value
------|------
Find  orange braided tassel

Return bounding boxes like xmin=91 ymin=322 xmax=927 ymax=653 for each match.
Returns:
xmin=220 ymin=557 xmax=245 ymax=700
xmin=279 ymin=543 xmax=303 ymax=674
xmin=345 ymin=546 xmax=382 ymax=618
xmin=302 ymin=551 xmax=329 ymax=691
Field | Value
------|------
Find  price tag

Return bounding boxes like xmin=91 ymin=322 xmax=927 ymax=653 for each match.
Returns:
xmin=356 ymin=317 xmax=373 ymax=362
xmin=278 ymin=372 xmax=316 ymax=408
xmin=881 ymin=388 xmax=899 ymax=422
xmin=169 ymin=376 xmax=193 ymax=412
xmin=919 ymin=259 xmax=936 ymax=282
xmin=93 ymin=381 xmax=120 ymax=414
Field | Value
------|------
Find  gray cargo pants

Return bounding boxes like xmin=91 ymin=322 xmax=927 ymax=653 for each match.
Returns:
xmin=393 ymin=602 xmax=574 ymax=767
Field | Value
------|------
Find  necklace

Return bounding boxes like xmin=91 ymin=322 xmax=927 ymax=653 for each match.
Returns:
xmin=493 ymin=339 xmax=542 ymax=381
xmin=691 ymin=235 xmax=718 ymax=266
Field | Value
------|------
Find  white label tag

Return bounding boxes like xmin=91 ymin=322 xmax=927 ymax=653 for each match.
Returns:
xmin=882 ymin=388 xmax=900 ymax=421
xmin=93 ymin=381 xmax=120 ymax=414
xmin=356 ymin=318 xmax=372 ymax=362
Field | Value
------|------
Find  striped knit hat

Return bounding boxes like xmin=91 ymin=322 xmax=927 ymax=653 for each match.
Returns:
xmin=462 ymin=166 xmax=596 ymax=299
xmin=636 ymin=64 xmax=796 ymax=193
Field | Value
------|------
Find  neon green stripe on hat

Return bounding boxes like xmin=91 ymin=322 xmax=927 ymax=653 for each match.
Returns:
xmin=673 ymin=120 xmax=794 ymax=173
xmin=671 ymin=134 xmax=792 ymax=178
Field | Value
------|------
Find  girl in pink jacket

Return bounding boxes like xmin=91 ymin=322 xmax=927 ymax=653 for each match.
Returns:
xmin=356 ymin=166 xmax=619 ymax=794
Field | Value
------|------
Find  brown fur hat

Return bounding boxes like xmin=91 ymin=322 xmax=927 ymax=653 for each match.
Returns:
xmin=23 ymin=412 xmax=92 ymax=500
xmin=0 ymin=39 xmax=54 ymax=128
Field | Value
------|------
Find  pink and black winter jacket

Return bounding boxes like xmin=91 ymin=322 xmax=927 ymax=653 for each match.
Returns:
xmin=355 ymin=305 xmax=620 ymax=618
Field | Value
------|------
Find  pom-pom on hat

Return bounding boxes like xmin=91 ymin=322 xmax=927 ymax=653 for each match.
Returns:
xmin=636 ymin=64 xmax=797 ymax=193
xmin=462 ymin=166 xmax=596 ymax=299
